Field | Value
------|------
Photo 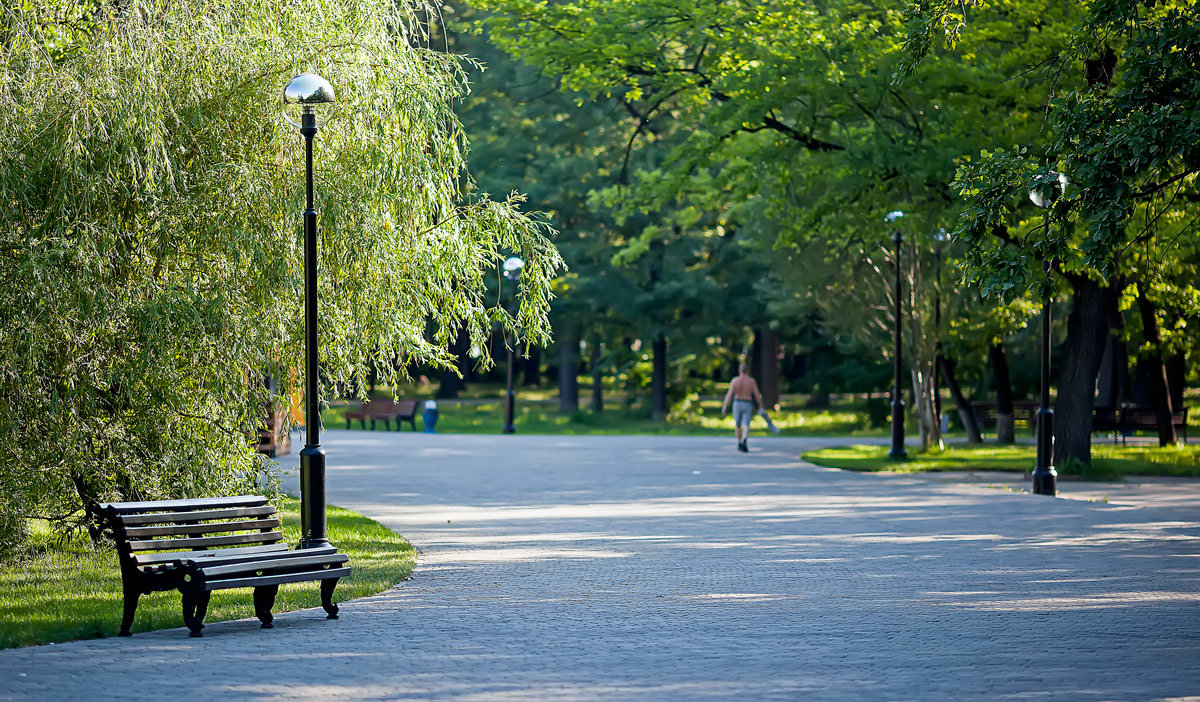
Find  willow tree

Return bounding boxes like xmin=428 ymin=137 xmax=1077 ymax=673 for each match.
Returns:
xmin=0 ymin=0 xmax=561 ymax=549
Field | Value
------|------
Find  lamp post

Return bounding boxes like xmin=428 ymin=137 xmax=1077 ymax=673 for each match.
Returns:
xmin=886 ymin=210 xmax=907 ymax=460
xmin=502 ymin=256 xmax=524 ymax=434
xmin=933 ymin=228 xmax=950 ymax=428
xmin=1027 ymin=170 xmax=1069 ymax=496
xmin=283 ymin=73 xmax=336 ymax=548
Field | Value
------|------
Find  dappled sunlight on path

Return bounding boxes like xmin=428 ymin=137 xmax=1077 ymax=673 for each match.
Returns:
xmin=2 ymin=433 xmax=1198 ymax=700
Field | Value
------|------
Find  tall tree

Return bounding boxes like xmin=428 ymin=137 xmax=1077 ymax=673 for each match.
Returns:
xmin=0 ymin=0 xmax=561 ymax=545
xmin=932 ymin=0 xmax=1200 ymax=466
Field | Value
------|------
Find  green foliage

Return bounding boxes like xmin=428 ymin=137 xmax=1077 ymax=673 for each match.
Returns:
xmin=0 ymin=0 xmax=561 ymax=547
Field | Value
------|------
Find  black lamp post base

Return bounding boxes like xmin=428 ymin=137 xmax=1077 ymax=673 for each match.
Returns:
xmin=502 ymin=390 xmax=516 ymax=434
xmin=889 ymin=399 xmax=907 ymax=460
xmin=298 ymin=445 xmax=331 ymax=549
xmin=1031 ymin=467 xmax=1057 ymax=496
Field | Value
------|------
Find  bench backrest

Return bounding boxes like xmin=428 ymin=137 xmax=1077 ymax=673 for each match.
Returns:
xmin=100 ymin=495 xmax=284 ymax=569
xmin=356 ymin=399 xmax=418 ymax=416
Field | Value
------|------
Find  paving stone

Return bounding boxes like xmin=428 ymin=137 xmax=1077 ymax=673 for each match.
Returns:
xmin=1 ymin=434 xmax=1198 ymax=700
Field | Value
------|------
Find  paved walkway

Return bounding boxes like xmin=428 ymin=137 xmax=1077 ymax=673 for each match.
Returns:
xmin=3 ymin=433 xmax=1200 ymax=700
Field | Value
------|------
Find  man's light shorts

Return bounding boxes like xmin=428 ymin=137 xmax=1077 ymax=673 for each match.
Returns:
xmin=733 ymin=399 xmax=754 ymax=428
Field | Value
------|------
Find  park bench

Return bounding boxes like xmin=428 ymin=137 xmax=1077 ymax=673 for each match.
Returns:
xmin=970 ymin=401 xmax=1039 ymax=435
xmin=344 ymin=399 xmax=418 ymax=431
xmin=1094 ymin=405 xmax=1189 ymax=444
xmin=971 ymin=401 xmax=1188 ymax=444
xmin=100 ymin=495 xmax=349 ymax=638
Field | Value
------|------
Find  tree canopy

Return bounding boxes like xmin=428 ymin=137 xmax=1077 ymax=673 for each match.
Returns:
xmin=0 ymin=0 xmax=561 ymax=547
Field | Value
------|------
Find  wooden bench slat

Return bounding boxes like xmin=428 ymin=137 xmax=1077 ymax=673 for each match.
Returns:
xmin=118 ymin=505 xmax=277 ymax=526
xmin=133 ymin=543 xmax=290 ymax=566
xmin=101 ymin=495 xmax=267 ymax=514
xmin=179 ymin=546 xmax=337 ymax=568
xmin=127 ymin=531 xmax=283 ymax=552
xmin=197 ymin=553 xmax=349 ymax=579
xmin=124 ymin=518 xmax=280 ymax=539
xmin=202 ymin=566 xmax=351 ymax=592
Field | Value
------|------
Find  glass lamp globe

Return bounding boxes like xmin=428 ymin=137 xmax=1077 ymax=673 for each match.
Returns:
xmin=282 ymin=73 xmax=336 ymax=129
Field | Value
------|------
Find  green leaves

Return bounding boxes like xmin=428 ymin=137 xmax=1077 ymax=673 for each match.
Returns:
xmin=0 ymin=0 xmax=561 ymax=542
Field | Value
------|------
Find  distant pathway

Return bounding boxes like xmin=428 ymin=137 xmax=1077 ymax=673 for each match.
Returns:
xmin=3 ymin=433 xmax=1199 ymax=700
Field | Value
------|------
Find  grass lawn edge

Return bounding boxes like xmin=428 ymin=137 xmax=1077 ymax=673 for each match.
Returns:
xmin=0 ymin=498 xmax=416 ymax=649
xmin=802 ymin=443 xmax=1200 ymax=480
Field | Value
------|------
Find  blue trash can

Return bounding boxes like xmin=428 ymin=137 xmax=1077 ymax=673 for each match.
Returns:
xmin=422 ymin=400 xmax=438 ymax=433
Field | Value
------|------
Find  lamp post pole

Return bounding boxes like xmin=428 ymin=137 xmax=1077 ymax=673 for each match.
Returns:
xmin=1032 ymin=259 xmax=1057 ymax=495
xmin=298 ymin=107 xmax=328 ymax=548
xmin=933 ymin=229 xmax=949 ymax=428
xmin=503 ymin=338 xmax=516 ymax=434
xmin=283 ymin=73 xmax=336 ymax=549
xmin=887 ymin=212 xmax=907 ymax=460
xmin=888 ymin=211 xmax=902 ymax=456
xmin=502 ymin=256 xmax=524 ymax=434
xmin=1028 ymin=170 xmax=1067 ymax=496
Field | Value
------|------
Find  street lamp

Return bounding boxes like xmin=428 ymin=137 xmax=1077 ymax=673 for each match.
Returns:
xmin=886 ymin=210 xmax=907 ymax=460
xmin=502 ymin=256 xmax=524 ymax=434
xmin=933 ymin=228 xmax=951 ymax=429
xmin=1027 ymin=170 xmax=1069 ymax=496
xmin=283 ymin=72 xmax=336 ymax=548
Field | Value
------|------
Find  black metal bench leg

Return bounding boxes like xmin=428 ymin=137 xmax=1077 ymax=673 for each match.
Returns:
xmin=321 ymin=578 xmax=340 ymax=619
xmin=182 ymin=589 xmax=204 ymax=638
xmin=193 ymin=591 xmax=211 ymax=633
xmin=254 ymin=585 xmax=279 ymax=629
xmin=119 ymin=583 xmax=139 ymax=637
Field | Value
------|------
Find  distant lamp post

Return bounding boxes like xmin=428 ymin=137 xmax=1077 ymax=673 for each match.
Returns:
xmin=933 ymin=228 xmax=951 ymax=429
xmin=283 ymin=72 xmax=336 ymax=548
xmin=886 ymin=210 xmax=907 ymax=460
xmin=1027 ymin=170 xmax=1069 ymax=496
xmin=502 ymin=256 xmax=524 ymax=434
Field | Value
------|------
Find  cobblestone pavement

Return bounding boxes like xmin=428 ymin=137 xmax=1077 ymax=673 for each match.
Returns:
xmin=3 ymin=433 xmax=1200 ymax=701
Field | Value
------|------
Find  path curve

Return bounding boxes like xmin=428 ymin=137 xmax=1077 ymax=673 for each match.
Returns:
xmin=2 ymin=433 xmax=1199 ymax=700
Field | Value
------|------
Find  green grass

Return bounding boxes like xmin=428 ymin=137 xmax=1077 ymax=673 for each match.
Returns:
xmin=0 ymin=499 xmax=415 ymax=649
xmin=803 ymin=443 xmax=1200 ymax=479
xmin=327 ymin=392 xmax=890 ymax=438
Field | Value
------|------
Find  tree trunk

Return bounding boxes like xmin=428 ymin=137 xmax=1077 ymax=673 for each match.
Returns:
xmin=590 ymin=339 xmax=604 ymax=413
xmin=1054 ymin=278 xmax=1122 ymax=469
xmin=940 ymin=355 xmax=982 ymax=443
xmin=755 ymin=328 xmax=781 ymax=408
xmin=1136 ymin=292 xmax=1177 ymax=446
xmin=558 ymin=331 xmax=580 ymax=414
xmin=989 ymin=341 xmax=1015 ymax=444
xmin=911 ymin=363 xmax=942 ymax=451
xmin=1167 ymin=353 xmax=1185 ymax=411
xmin=651 ymin=335 xmax=668 ymax=420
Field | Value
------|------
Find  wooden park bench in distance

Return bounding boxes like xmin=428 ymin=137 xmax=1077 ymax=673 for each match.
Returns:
xmin=344 ymin=399 xmax=418 ymax=431
xmin=101 ymin=495 xmax=350 ymax=638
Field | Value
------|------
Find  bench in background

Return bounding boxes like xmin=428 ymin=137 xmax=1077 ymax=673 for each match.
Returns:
xmin=345 ymin=399 xmax=418 ymax=431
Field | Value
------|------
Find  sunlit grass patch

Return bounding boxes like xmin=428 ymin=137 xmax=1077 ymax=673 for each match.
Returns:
xmin=803 ymin=443 xmax=1200 ymax=479
xmin=326 ymin=393 xmax=888 ymax=438
xmin=0 ymin=499 xmax=414 ymax=649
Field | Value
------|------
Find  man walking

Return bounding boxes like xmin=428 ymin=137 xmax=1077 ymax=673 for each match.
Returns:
xmin=721 ymin=363 xmax=765 ymax=452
